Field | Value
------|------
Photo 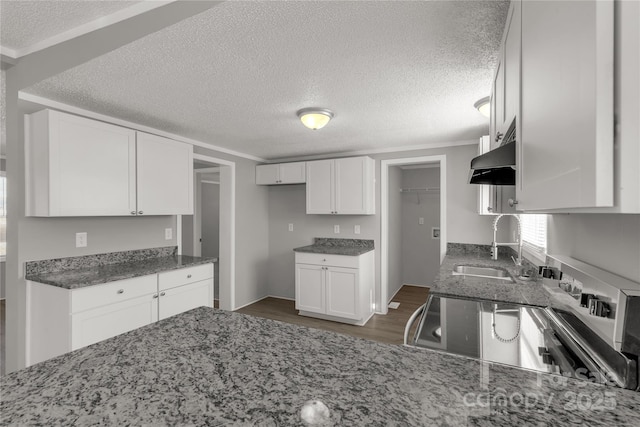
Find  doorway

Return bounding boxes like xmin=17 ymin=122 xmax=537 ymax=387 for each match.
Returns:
xmin=380 ymin=155 xmax=447 ymax=315
xmin=179 ymin=154 xmax=236 ymax=311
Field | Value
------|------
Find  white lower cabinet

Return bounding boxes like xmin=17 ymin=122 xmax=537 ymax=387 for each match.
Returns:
xmin=27 ymin=263 xmax=213 ymax=366
xmin=71 ymin=293 xmax=159 ymax=350
xmin=295 ymin=251 xmax=374 ymax=326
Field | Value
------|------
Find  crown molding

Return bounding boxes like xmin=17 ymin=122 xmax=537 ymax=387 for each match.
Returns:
xmin=0 ymin=1 xmax=175 ymax=59
xmin=268 ymin=139 xmax=478 ymax=163
xmin=18 ymin=92 xmax=267 ymax=163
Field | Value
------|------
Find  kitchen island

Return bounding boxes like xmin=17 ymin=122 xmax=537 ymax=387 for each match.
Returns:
xmin=2 ymin=307 xmax=639 ymax=425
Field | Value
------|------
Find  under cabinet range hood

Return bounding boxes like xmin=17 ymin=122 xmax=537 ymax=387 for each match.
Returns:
xmin=469 ymin=119 xmax=517 ymax=185
xmin=469 ymin=141 xmax=516 ymax=185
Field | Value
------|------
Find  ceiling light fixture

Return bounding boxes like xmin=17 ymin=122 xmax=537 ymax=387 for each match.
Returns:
xmin=474 ymin=96 xmax=491 ymax=118
xmin=297 ymin=108 xmax=334 ymax=130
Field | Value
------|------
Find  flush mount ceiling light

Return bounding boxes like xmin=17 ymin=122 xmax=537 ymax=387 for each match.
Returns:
xmin=474 ymin=96 xmax=491 ymax=118
xmin=297 ymin=108 xmax=334 ymax=130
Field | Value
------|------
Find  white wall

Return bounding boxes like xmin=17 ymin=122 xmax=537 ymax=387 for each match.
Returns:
xmin=401 ymin=167 xmax=440 ymax=287
xmin=201 ymin=178 xmax=220 ymax=259
xmin=547 ymin=214 xmax=640 ymax=282
xmin=387 ymin=166 xmax=403 ymax=300
xmin=194 ymin=147 xmax=270 ymax=308
xmin=267 ymin=143 xmax=500 ymax=307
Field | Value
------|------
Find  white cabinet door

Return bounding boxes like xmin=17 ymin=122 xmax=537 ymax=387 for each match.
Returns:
xmin=278 ymin=162 xmax=306 ymax=184
xmin=325 ymin=267 xmax=359 ymax=320
xmin=256 ymin=162 xmax=306 ymax=185
xmin=335 ymin=157 xmax=373 ymax=215
xmin=502 ymin=0 xmax=520 ymax=135
xmin=295 ymin=264 xmax=325 ymax=314
xmin=71 ymin=293 xmax=158 ymax=350
xmin=27 ymin=109 xmax=137 ymax=216
xmin=158 ymin=279 xmax=213 ymax=321
xmin=255 ymin=164 xmax=279 ymax=185
xmin=306 ymin=159 xmax=334 ymax=214
xmin=519 ymin=0 xmax=614 ymax=210
xmin=136 ymin=132 xmax=194 ymax=215
xmin=491 ymin=60 xmax=505 ymax=150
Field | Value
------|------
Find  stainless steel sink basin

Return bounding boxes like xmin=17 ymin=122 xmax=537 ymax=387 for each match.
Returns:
xmin=452 ymin=265 xmax=514 ymax=282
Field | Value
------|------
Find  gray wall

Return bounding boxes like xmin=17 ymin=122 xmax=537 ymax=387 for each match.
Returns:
xmin=547 ymin=214 xmax=640 ymax=282
xmin=401 ymin=168 xmax=440 ymax=287
xmin=387 ymin=166 xmax=403 ymax=300
xmin=267 ymin=144 xmax=500 ymax=307
xmin=201 ymin=179 xmax=220 ymax=259
xmin=194 ymin=146 xmax=270 ymax=309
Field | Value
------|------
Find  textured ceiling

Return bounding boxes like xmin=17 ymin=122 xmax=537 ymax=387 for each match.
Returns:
xmin=0 ymin=0 xmax=140 ymax=52
xmin=22 ymin=0 xmax=509 ymax=160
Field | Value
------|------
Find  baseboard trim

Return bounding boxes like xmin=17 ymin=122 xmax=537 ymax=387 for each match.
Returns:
xmin=233 ymin=295 xmax=269 ymax=311
xmin=266 ymin=295 xmax=295 ymax=301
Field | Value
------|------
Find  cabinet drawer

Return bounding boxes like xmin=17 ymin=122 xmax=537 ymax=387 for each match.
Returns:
xmin=295 ymin=252 xmax=360 ymax=268
xmin=71 ymin=275 xmax=158 ymax=313
xmin=158 ymin=263 xmax=214 ymax=290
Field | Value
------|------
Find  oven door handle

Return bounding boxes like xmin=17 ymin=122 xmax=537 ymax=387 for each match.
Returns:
xmin=404 ymin=303 xmax=426 ymax=346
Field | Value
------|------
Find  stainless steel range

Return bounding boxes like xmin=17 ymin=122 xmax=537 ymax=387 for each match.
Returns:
xmin=405 ymin=256 xmax=640 ymax=391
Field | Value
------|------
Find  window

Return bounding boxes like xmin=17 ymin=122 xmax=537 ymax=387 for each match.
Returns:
xmin=520 ymin=214 xmax=547 ymax=262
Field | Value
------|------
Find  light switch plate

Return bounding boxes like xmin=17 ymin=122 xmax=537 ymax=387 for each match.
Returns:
xmin=334 ymin=225 xmax=340 ymax=234
xmin=354 ymin=225 xmax=361 ymax=234
xmin=419 ymin=217 xmax=425 ymax=225
xmin=75 ymin=232 xmax=87 ymax=248
xmin=165 ymin=228 xmax=173 ymax=240
xmin=288 ymin=223 xmax=294 ymax=231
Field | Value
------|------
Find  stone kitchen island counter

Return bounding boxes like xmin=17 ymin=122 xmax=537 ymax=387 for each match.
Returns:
xmin=2 ymin=307 xmax=639 ymax=425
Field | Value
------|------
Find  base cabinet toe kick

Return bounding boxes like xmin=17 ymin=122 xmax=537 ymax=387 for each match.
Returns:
xmin=294 ymin=251 xmax=375 ymax=326
xmin=27 ymin=263 xmax=214 ymax=366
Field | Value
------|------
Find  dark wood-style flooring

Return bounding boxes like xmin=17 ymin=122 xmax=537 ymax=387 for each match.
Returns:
xmin=237 ymin=285 xmax=430 ymax=345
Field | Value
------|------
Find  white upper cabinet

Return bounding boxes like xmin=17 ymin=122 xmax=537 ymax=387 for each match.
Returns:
xmin=26 ymin=110 xmax=194 ymax=216
xmin=518 ymin=0 xmax=614 ymax=211
xmin=136 ymin=132 xmax=193 ymax=215
xmin=306 ymin=156 xmax=375 ymax=215
xmin=256 ymin=162 xmax=306 ymax=185
xmin=26 ymin=109 xmax=137 ymax=216
xmin=490 ymin=0 xmax=520 ymax=150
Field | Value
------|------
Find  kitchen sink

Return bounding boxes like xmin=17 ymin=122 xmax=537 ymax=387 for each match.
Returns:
xmin=452 ymin=265 xmax=514 ymax=282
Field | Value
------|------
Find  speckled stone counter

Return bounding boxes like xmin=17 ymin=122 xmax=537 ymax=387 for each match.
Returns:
xmin=25 ymin=247 xmax=215 ymax=289
xmin=2 ymin=307 xmax=639 ymax=425
xmin=431 ymin=243 xmax=551 ymax=307
xmin=294 ymin=237 xmax=374 ymax=256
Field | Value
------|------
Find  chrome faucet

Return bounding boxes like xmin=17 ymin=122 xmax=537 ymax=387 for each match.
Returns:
xmin=491 ymin=214 xmax=523 ymax=265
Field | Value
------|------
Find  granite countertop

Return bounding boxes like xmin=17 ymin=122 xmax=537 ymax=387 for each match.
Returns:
xmin=430 ymin=244 xmax=551 ymax=307
xmin=294 ymin=237 xmax=374 ymax=256
xmin=2 ymin=307 xmax=639 ymax=425
xmin=25 ymin=253 xmax=215 ymax=290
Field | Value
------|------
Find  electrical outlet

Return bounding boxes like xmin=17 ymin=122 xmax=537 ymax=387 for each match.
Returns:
xmin=419 ymin=217 xmax=424 ymax=225
xmin=165 ymin=228 xmax=173 ymax=240
xmin=334 ymin=225 xmax=340 ymax=234
xmin=354 ymin=225 xmax=361 ymax=234
xmin=75 ymin=232 xmax=87 ymax=248
xmin=288 ymin=223 xmax=294 ymax=231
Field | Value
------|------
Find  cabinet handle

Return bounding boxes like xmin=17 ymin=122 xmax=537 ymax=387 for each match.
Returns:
xmin=495 ymin=132 xmax=504 ymax=142
xmin=153 ymin=294 xmax=159 ymax=299
xmin=322 ymin=259 xmax=326 ymax=262
xmin=160 ymin=292 xmax=166 ymax=297
xmin=487 ymin=206 xmax=493 ymax=212
xmin=138 ymin=210 xmax=144 ymax=215
xmin=187 ymin=274 xmax=192 ymax=279
xmin=117 ymin=289 xmax=124 ymax=294
xmin=508 ymin=198 xmax=519 ymax=207
xmin=131 ymin=211 xmax=136 ymax=215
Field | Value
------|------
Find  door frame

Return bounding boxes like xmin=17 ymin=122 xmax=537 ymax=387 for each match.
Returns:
xmin=380 ymin=155 xmax=447 ymax=314
xmin=182 ymin=154 xmax=236 ymax=311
